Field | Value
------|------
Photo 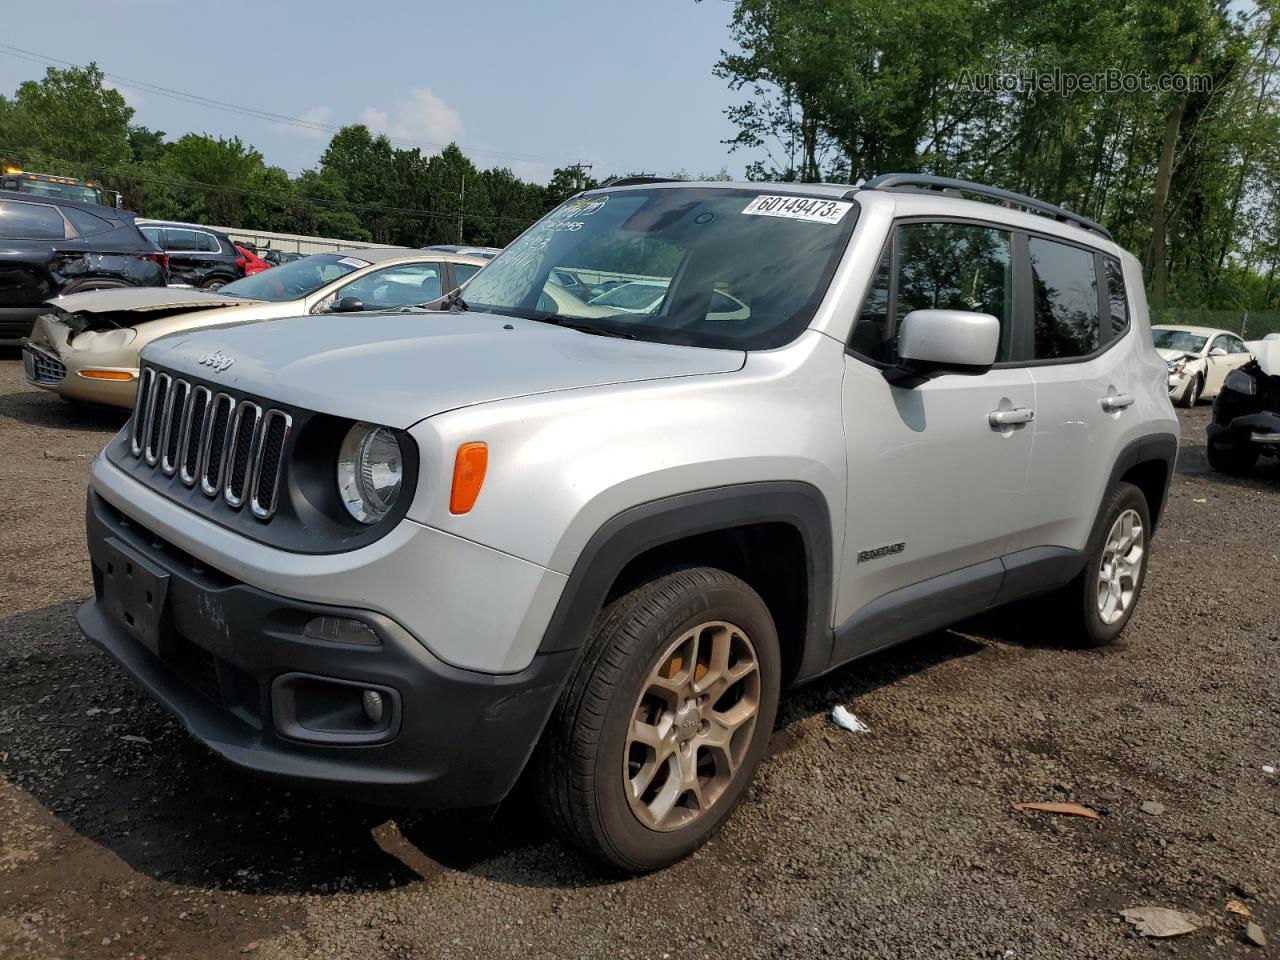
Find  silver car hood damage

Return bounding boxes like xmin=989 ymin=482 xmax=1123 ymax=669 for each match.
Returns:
xmin=142 ymin=311 xmax=747 ymax=428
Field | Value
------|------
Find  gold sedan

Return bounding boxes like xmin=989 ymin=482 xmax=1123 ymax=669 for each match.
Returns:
xmin=23 ymin=248 xmax=486 ymax=408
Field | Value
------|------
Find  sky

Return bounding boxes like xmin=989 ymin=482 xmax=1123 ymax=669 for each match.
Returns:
xmin=0 ymin=0 xmax=767 ymax=185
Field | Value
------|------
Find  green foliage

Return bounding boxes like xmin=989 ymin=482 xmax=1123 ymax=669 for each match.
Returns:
xmin=711 ymin=0 xmax=1280 ymax=311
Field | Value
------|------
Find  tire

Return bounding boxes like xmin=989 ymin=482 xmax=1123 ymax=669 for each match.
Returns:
xmin=1180 ymin=375 xmax=1202 ymax=408
xmin=1207 ymin=440 xmax=1259 ymax=475
xmin=200 ymin=277 xmax=228 ymax=290
xmin=538 ymin=567 xmax=781 ymax=872
xmin=60 ymin=279 xmax=130 ymax=296
xmin=1051 ymin=482 xmax=1151 ymax=647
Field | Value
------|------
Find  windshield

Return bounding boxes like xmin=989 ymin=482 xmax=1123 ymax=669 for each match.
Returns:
xmin=1152 ymin=329 xmax=1208 ymax=354
xmin=15 ymin=179 xmax=103 ymax=204
xmin=461 ymin=187 xmax=857 ymax=349
xmin=219 ymin=253 xmax=368 ymax=302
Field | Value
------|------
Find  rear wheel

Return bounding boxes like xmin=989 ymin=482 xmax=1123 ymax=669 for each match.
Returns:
xmin=200 ymin=277 xmax=228 ymax=290
xmin=538 ymin=567 xmax=780 ymax=872
xmin=1207 ymin=440 xmax=1259 ymax=475
xmin=1053 ymin=482 xmax=1151 ymax=647
xmin=60 ymin=279 xmax=130 ymax=296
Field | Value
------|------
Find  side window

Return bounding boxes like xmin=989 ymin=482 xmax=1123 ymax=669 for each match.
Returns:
xmin=63 ymin=206 xmax=114 ymax=238
xmin=338 ymin=262 xmax=443 ymax=309
xmin=200 ymin=232 xmax=222 ymax=253
xmin=1227 ymin=336 xmax=1250 ymax=354
xmin=1029 ymin=237 xmax=1100 ymax=360
xmin=1103 ymin=256 xmax=1129 ymax=337
xmin=1209 ymin=335 xmax=1233 ymax=354
xmin=0 ymin=199 xmax=68 ymax=240
xmin=139 ymin=225 xmax=163 ymax=246
xmin=164 ymin=228 xmax=203 ymax=251
xmin=851 ymin=222 xmax=1013 ymax=364
xmin=452 ymin=263 xmax=482 ymax=288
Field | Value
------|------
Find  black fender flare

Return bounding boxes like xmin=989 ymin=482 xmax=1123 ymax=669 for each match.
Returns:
xmin=535 ymin=481 xmax=836 ymax=682
xmin=1105 ymin=432 xmax=1179 ymax=533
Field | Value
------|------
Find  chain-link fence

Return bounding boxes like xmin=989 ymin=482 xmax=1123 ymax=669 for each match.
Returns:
xmin=1150 ymin=308 xmax=1280 ymax=341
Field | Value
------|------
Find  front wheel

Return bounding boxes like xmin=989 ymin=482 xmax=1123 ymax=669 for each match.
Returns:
xmin=1180 ymin=375 xmax=1202 ymax=408
xmin=200 ymin=277 xmax=227 ymax=290
xmin=538 ymin=567 xmax=780 ymax=872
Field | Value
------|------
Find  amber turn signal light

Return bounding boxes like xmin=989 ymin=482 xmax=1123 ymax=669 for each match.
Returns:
xmin=450 ymin=442 xmax=488 ymax=514
xmin=78 ymin=369 xmax=135 ymax=381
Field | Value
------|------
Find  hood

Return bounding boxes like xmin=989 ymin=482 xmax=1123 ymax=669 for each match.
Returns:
xmin=1254 ymin=340 xmax=1280 ymax=377
xmin=1156 ymin=347 xmax=1197 ymax=363
xmin=51 ymin=286 xmax=263 ymax=314
xmin=143 ymin=311 xmax=746 ymax=428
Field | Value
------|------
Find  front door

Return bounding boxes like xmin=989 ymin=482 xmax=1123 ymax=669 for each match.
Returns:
xmin=1204 ymin=332 xmax=1254 ymax=397
xmin=836 ymin=220 xmax=1036 ymax=660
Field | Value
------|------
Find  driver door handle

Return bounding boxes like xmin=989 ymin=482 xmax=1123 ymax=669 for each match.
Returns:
xmin=988 ymin=407 xmax=1035 ymax=427
xmin=1101 ymin=394 xmax=1135 ymax=412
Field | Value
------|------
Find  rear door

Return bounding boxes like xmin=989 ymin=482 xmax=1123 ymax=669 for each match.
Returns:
xmin=0 ymin=198 xmax=72 ymax=311
xmin=1204 ymin=332 xmax=1253 ymax=396
xmin=835 ymin=219 xmax=1036 ymax=660
xmin=1022 ymin=240 xmax=1135 ymax=553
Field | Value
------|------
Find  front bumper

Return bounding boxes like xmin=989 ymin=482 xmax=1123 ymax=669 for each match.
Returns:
xmin=80 ymin=489 xmax=576 ymax=807
xmin=1207 ymin=409 xmax=1280 ymax=452
xmin=24 ymin=314 xmax=138 ymax=407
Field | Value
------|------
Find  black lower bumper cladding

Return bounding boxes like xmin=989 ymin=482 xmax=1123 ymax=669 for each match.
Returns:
xmin=79 ymin=490 xmax=575 ymax=808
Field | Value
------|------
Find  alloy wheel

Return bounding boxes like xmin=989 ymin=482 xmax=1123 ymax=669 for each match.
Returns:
xmin=1097 ymin=508 xmax=1144 ymax=625
xmin=623 ymin=621 xmax=761 ymax=832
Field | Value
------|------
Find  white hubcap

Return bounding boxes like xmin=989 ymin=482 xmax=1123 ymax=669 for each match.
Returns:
xmin=1097 ymin=509 xmax=1144 ymax=625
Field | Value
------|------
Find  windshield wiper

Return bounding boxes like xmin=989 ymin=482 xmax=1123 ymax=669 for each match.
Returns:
xmin=526 ymin=313 xmax=637 ymax=339
xmin=427 ymin=288 xmax=470 ymax=312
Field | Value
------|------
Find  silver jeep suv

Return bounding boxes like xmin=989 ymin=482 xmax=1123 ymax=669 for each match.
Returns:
xmin=79 ymin=175 xmax=1178 ymax=871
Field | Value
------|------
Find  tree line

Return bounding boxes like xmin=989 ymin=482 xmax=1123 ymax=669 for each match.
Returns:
xmin=710 ymin=0 xmax=1280 ymax=313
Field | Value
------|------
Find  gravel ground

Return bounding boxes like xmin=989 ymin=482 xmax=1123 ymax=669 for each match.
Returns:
xmin=1 ymin=350 xmax=1277 ymax=960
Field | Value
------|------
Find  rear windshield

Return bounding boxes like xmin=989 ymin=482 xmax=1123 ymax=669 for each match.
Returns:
xmin=218 ymin=253 xmax=367 ymax=302
xmin=461 ymin=187 xmax=857 ymax=349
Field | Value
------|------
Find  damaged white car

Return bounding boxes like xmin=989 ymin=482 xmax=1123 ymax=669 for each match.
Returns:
xmin=1151 ymin=324 xmax=1254 ymax=407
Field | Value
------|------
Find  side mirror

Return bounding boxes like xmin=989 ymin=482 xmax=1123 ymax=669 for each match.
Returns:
xmin=330 ymin=296 xmax=364 ymax=313
xmin=1208 ymin=347 xmax=1227 ymax=358
xmin=887 ymin=309 xmax=1000 ymax=386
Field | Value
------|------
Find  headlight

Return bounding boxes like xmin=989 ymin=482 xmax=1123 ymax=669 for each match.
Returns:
xmin=336 ymin=422 xmax=404 ymax=523
xmin=1224 ymin=368 xmax=1257 ymax=395
xmin=72 ymin=328 xmax=136 ymax=351
xmin=1166 ymin=358 xmax=1187 ymax=376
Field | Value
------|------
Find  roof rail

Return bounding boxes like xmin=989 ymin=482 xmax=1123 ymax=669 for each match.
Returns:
xmin=604 ymin=176 xmax=682 ymax=187
xmin=860 ymin=173 xmax=1112 ymax=241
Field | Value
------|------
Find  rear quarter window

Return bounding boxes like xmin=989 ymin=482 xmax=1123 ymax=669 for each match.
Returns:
xmin=0 ymin=199 xmax=67 ymax=240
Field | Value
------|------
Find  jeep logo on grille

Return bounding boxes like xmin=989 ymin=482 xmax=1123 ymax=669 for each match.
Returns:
xmin=198 ymin=350 xmax=235 ymax=373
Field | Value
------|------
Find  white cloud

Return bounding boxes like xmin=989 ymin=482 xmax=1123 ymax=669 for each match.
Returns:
xmin=297 ymin=105 xmax=334 ymax=140
xmin=360 ymin=88 xmax=463 ymax=150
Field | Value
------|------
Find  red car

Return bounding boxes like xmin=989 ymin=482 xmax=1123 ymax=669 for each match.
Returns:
xmin=236 ymin=244 xmax=271 ymax=276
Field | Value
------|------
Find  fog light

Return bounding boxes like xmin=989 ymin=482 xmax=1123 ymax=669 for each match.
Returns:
xmin=362 ymin=690 xmax=384 ymax=723
xmin=302 ymin=615 xmax=379 ymax=646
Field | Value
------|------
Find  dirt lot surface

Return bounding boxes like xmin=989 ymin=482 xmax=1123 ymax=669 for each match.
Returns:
xmin=1 ymin=350 xmax=1277 ymax=960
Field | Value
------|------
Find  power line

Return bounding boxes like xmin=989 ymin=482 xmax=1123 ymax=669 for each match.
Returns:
xmin=0 ymin=42 xmax=611 ymax=170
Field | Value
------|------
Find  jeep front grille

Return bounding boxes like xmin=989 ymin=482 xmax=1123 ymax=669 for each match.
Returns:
xmin=128 ymin=367 xmax=292 ymax=520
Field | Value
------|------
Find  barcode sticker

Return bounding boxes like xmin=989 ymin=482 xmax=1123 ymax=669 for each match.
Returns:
xmin=742 ymin=195 xmax=852 ymax=224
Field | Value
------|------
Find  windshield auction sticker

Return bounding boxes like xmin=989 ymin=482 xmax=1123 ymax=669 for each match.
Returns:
xmin=338 ymin=257 xmax=371 ymax=268
xmin=742 ymin=195 xmax=853 ymax=224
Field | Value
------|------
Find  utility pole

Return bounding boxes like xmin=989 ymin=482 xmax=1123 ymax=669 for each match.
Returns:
xmin=569 ymin=163 xmax=593 ymax=191
xmin=458 ymin=171 xmax=465 ymax=244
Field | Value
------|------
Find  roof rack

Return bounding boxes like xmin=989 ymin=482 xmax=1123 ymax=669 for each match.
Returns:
xmin=604 ymin=176 xmax=682 ymax=187
xmin=860 ymin=173 xmax=1112 ymax=241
